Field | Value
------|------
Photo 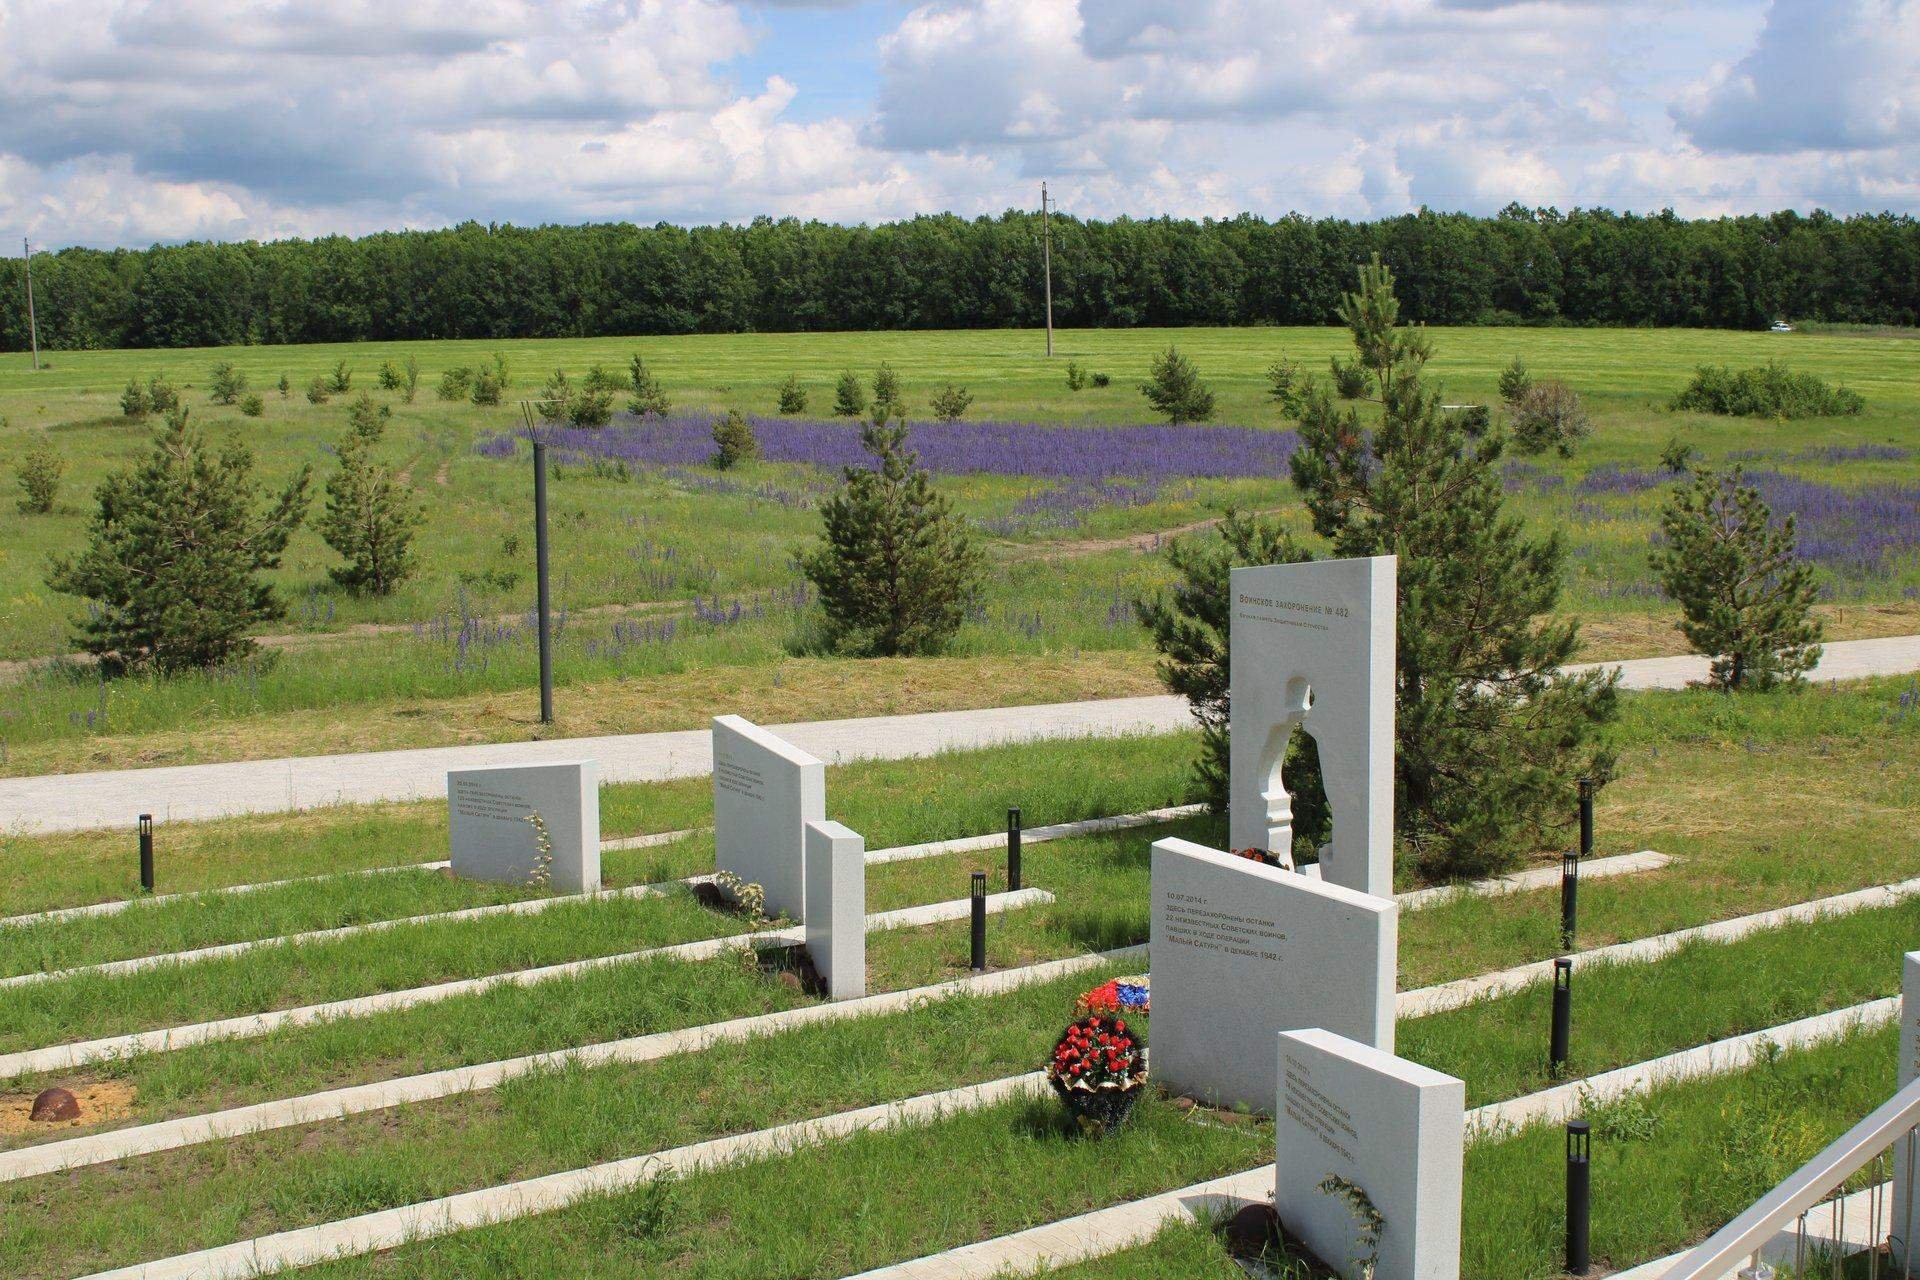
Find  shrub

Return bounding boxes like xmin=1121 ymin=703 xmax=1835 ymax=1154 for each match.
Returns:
xmin=1065 ymin=360 xmax=1087 ymax=391
xmin=46 ymin=408 xmax=312 ymax=675
xmin=1509 ymin=380 xmax=1591 ymax=458
xmin=277 ymin=373 xmax=291 ymax=399
xmin=208 ymin=361 xmax=247 ymax=405
xmin=1089 ymin=371 xmax=1111 ymax=388
xmin=318 ymin=399 xmax=422 ymax=596
xmin=1652 ymin=466 xmax=1822 ymax=690
xmin=305 ymin=376 xmax=331 ymax=405
xmin=1670 ymin=363 xmax=1864 ymax=418
xmin=583 ymin=364 xmax=626 ymax=394
xmin=1443 ymin=404 xmax=1492 ymax=437
xmin=871 ymin=363 xmax=904 ymax=420
xmin=327 ymin=360 xmax=352 ymax=394
xmin=776 ymin=374 xmax=808 ymax=415
xmin=929 ymin=382 xmax=973 ymax=422
xmin=628 ymin=354 xmax=669 ymax=417
xmin=120 ymin=377 xmax=153 ymax=419
xmin=438 ymin=366 xmax=474 ymax=401
xmin=711 ymin=410 xmax=758 ymax=470
xmin=400 ymin=356 xmax=420 ymax=403
xmin=15 ymin=434 xmax=65 ymax=514
xmin=1660 ymin=436 xmax=1696 ymax=474
xmin=147 ymin=375 xmax=181 ymax=413
xmin=799 ymin=419 xmax=983 ymax=657
xmin=470 ymin=364 xmax=506 ymax=406
xmin=377 ymin=360 xmax=404 ymax=392
xmin=1139 ymin=346 xmax=1215 ymax=423
xmin=833 ymin=370 xmax=867 ymax=417
xmin=238 ymin=393 xmax=266 ymax=418
xmin=568 ymin=386 xmax=614 ymax=427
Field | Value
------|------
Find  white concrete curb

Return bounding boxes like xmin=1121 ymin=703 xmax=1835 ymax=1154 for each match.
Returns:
xmin=1 ymin=804 xmax=1188 ymax=961
xmin=74 ymin=1072 xmax=1055 ymax=1280
xmin=1399 ymin=875 xmax=1920 ymax=1018
xmin=838 ymin=999 xmax=1900 ymax=1280
xmin=0 ymin=947 xmax=1143 ymax=1184
xmin=0 ymin=888 xmax=1055 ymax=1082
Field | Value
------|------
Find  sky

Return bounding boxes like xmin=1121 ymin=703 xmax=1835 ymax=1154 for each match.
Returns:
xmin=1 ymin=0 xmax=1915 ymax=250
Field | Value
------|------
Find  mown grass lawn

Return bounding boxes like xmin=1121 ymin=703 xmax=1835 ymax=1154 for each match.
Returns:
xmin=2 ymin=324 xmax=1915 ymax=775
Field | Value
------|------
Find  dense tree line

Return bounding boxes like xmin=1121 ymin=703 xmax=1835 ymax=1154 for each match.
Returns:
xmin=4 ymin=206 xmax=1917 ymax=351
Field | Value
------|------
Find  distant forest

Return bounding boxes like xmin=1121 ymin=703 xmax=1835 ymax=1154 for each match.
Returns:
xmin=4 ymin=206 xmax=1917 ymax=351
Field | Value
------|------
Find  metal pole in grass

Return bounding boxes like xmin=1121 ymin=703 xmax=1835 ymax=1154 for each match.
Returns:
xmin=1561 ymin=850 xmax=1579 ymax=951
xmin=1007 ymin=807 xmax=1022 ymax=892
xmin=1550 ymin=957 xmax=1573 ymax=1077
xmin=1566 ymin=1120 xmax=1592 ymax=1275
xmin=970 ymin=871 xmax=988 ymax=972
xmin=1579 ymin=777 xmax=1595 ymax=860
xmin=524 ymin=400 xmax=554 ymax=725
xmin=138 ymin=814 xmax=154 ymax=893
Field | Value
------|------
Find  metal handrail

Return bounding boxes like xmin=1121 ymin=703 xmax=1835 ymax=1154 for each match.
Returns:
xmin=1659 ymin=1073 xmax=1920 ymax=1280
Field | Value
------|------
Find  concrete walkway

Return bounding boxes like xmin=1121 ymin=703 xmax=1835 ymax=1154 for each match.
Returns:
xmin=8 ymin=635 xmax=1919 ymax=836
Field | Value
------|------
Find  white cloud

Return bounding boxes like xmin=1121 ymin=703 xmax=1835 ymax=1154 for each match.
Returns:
xmin=0 ymin=0 xmax=1914 ymax=249
xmin=1672 ymin=0 xmax=1920 ymax=154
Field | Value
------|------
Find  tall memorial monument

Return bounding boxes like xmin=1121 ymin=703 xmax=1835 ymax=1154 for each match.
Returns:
xmin=1230 ymin=555 xmax=1395 ymax=899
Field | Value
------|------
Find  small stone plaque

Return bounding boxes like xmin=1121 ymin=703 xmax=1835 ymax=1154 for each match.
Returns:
xmin=712 ymin=715 xmax=824 ymax=920
xmin=1276 ymin=1028 xmax=1463 ymax=1280
xmin=447 ymin=760 xmax=600 ymax=893
xmin=1230 ymin=555 xmax=1395 ymax=898
xmin=804 ymin=820 xmax=866 ymax=1000
xmin=1150 ymin=836 xmax=1396 ymax=1113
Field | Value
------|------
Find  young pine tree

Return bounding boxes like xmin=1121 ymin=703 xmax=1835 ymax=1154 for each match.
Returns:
xmin=208 ymin=361 xmax=247 ymax=406
xmin=627 ymin=354 xmax=669 ymax=417
xmin=800 ymin=420 xmax=983 ymax=657
xmin=46 ymin=409 xmax=311 ymax=674
xmin=317 ymin=397 xmax=422 ymax=596
xmin=1135 ymin=510 xmax=1330 ymax=850
xmin=1140 ymin=347 xmax=1216 ymax=423
xmin=711 ymin=410 xmax=758 ymax=470
xmin=776 ymin=375 xmax=809 ymax=415
xmin=120 ymin=377 xmax=153 ymax=419
xmin=1285 ymin=256 xmax=1614 ymax=878
xmin=401 ymin=356 xmax=420 ymax=404
xmin=1652 ymin=467 xmax=1822 ymax=690
xmin=929 ymin=382 xmax=973 ymax=422
xmin=15 ymin=433 xmax=66 ymax=514
xmin=871 ymin=364 xmax=904 ymax=420
xmin=833 ymin=370 xmax=867 ymax=418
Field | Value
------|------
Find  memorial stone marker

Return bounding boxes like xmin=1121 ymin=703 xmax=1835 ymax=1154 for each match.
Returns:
xmin=1230 ymin=555 xmax=1395 ymax=898
xmin=447 ymin=760 xmax=601 ymax=894
xmin=1276 ymin=1028 xmax=1463 ymax=1280
xmin=804 ymin=820 xmax=866 ymax=1000
xmin=1150 ymin=836 xmax=1397 ymax=1113
xmin=712 ymin=715 xmax=824 ymax=920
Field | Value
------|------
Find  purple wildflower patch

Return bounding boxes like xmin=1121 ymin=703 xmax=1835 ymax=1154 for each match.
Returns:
xmin=478 ymin=414 xmax=1299 ymax=482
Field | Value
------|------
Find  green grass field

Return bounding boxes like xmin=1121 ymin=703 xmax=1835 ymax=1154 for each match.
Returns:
xmin=3 ymin=676 xmax=1916 ymax=1279
xmin=2 ymin=325 xmax=1917 ymax=777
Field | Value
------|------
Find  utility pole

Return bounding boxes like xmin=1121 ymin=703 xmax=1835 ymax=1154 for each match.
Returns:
xmin=22 ymin=238 xmax=40 ymax=371
xmin=1040 ymin=183 xmax=1054 ymax=358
